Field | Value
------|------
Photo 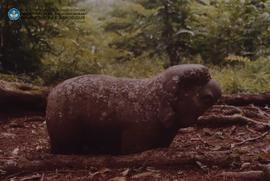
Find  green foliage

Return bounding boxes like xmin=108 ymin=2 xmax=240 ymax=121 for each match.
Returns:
xmin=101 ymin=0 xmax=270 ymax=66
xmin=224 ymin=55 xmax=251 ymax=65
xmin=104 ymin=0 xmax=194 ymax=66
xmin=0 ymin=0 xmax=270 ymax=94
xmin=103 ymin=57 xmax=164 ymax=78
xmin=0 ymin=0 xmax=76 ymax=74
xmin=40 ymin=15 xmax=105 ymax=84
xmin=211 ymin=58 xmax=270 ymax=93
xmin=189 ymin=0 xmax=270 ymax=64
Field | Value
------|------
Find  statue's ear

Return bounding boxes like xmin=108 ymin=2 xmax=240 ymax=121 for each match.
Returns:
xmin=159 ymin=102 xmax=175 ymax=129
xmin=162 ymin=64 xmax=211 ymax=94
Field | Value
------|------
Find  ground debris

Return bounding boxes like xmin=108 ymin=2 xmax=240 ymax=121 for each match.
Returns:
xmin=198 ymin=105 xmax=270 ymax=130
xmin=1 ymin=97 xmax=270 ymax=180
xmin=231 ymin=131 xmax=270 ymax=148
xmin=20 ymin=173 xmax=42 ymax=181
xmin=131 ymin=171 xmax=160 ymax=179
xmin=219 ymin=170 xmax=265 ymax=180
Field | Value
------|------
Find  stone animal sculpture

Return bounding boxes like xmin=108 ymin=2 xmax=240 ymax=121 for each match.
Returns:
xmin=46 ymin=64 xmax=221 ymax=155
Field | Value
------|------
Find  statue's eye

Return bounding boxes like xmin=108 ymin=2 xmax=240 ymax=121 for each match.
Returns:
xmin=201 ymin=94 xmax=214 ymax=105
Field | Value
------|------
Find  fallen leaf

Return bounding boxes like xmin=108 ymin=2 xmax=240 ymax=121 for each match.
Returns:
xmin=146 ymin=167 xmax=159 ymax=173
xmin=12 ymin=148 xmax=19 ymax=156
xmin=196 ymin=161 xmax=208 ymax=172
xmin=121 ymin=168 xmax=130 ymax=176
xmin=240 ymin=162 xmax=251 ymax=170
xmin=109 ymin=176 xmax=127 ymax=181
xmin=6 ymin=160 xmax=17 ymax=167
xmin=0 ymin=169 xmax=6 ymax=175
xmin=1 ymin=132 xmax=16 ymax=139
xmin=9 ymin=122 xmax=24 ymax=128
xmin=21 ymin=174 xmax=42 ymax=181
xmin=210 ymin=146 xmax=222 ymax=151
xmin=131 ymin=171 xmax=160 ymax=179
xmin=203 ymin=128 xmax=213 ymax=136
xmin=90 ymin=168 xmax=111 ymax=177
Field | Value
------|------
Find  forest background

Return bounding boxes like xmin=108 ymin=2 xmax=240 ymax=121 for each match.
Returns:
xmin=1 ymin=0 xmax=270 ymax=93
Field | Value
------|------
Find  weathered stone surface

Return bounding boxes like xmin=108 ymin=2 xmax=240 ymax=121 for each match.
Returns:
xmin=46 ymin=64 xmax=221 ymax=155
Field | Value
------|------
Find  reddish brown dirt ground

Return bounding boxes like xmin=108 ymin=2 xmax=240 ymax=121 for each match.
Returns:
xmin=0 ymin=106 xmax=270 ymax=181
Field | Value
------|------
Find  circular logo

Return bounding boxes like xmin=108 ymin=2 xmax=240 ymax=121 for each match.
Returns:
xmin=8 ymin=8 xmax=21 ymax=21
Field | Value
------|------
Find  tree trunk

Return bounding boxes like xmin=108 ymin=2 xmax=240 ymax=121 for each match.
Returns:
xmin=219 ymin=92 xmax=270 ymax=106
xmin=0 ymin=80 xmax=49 ymax=113
xmin=162 ymin=0 xmax=180 ymax=67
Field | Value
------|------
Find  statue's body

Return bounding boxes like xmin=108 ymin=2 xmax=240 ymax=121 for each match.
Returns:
xmin=46 ymin=64 xmax=221 ymax=154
